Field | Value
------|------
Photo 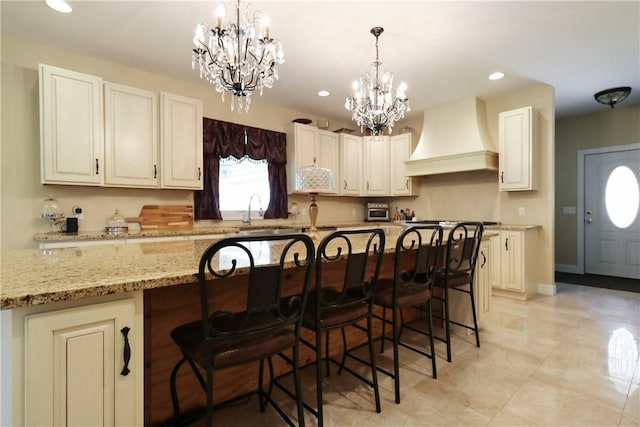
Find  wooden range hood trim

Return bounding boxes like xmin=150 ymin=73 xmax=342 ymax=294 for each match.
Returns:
xmin=404 ymin=150 xmax=498 ymax=176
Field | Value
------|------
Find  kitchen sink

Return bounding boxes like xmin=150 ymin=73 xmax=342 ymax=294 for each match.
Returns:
xmin=236 ymin=226 xmax=302 ymax=236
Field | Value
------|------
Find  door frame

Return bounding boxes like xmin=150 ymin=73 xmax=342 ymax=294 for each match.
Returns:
xmin=577 ymin=143 xmax=640 ymax=274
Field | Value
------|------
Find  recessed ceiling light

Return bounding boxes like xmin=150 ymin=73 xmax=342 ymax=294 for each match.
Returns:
xmin=489 ymin=72 xmax=504 ymax=81
xmin=45 ymin=0 xmax=72 ymax=13
xmin=317 ymin=90 xmax=330 ymax=97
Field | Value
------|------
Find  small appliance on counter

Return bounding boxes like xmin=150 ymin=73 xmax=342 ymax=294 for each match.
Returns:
xmin=366 ymin=202 xmax=390 ymax=222
xmin=106 ymin=209 xmax=129 ymax=235
xmin=41 ymin=195 xmax=65 ymax=231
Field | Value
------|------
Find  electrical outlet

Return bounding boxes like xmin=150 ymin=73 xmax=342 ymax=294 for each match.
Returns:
xmin=518 ymin=207 xmax=525 ymax=216
xmin=72 ymin=205 xmax=84 ymax=219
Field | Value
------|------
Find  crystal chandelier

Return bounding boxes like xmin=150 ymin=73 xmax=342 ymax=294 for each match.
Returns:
xmin=345 ymin=27 xmax=409 ymax=135
xmin=192 ymin=0 xmax=284 ymax=112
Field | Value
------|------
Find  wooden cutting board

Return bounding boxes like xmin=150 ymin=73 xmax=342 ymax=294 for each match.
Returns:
xmin=126 ymin=205 xmax=193 ymax=230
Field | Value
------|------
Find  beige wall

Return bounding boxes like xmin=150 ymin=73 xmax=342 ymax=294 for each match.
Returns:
xmin=1 ymin=35 xmax=556 ymax=292
xmin=555 ymin=105 xmax=640 ymax=268
xmin=0 ymin=35 xmax=364 ymax=249
xmin=403 ymin=87 xmax=556 ymax=287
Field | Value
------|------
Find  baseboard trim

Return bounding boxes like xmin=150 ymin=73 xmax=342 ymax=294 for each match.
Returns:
xmin=555 ymin=264 xmax=580 ymax=274
xmin=538 ymin=282 xmax=557 ymax=296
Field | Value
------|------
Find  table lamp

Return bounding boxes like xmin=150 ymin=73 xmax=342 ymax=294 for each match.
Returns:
xmin=295 ymin=158 xmax=335 ymax=240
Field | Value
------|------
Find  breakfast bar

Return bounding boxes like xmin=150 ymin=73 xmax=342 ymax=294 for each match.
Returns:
xmin=0 ymin=224 xmax=512 ymax=425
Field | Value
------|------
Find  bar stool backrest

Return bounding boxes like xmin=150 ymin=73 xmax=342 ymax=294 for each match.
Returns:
xmin=197 ymin=234 xmax=315 ymax=345
xmin=393 ymin=225 xmax=444 ymax=293
xmin=315 ymin=228 xmax=386 ymax=312
xmin=444 ymin=222 xmax=485 ymax=277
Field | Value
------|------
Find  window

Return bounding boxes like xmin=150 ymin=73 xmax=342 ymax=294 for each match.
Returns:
xmin=605 ymin=165 xmax=639 ymax=229
xmin=219 ymin=156 xmax=271 ymax=220
xmin=194 ymin=117 xmax=288 ymax=221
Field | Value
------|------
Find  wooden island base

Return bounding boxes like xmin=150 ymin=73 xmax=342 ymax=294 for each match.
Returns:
xmin=143 ymin=253 xmax=437 ymax=425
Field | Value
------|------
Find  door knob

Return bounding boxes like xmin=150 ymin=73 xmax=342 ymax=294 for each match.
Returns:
xmin=586 ymin=218 xmax=593 ymax=224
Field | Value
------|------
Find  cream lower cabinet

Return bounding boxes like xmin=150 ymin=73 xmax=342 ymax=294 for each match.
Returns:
xmin=491 ymin=229 xmax=538 ymax=300
xmin=24 ymin=296 xmax=143 ymax=426
xmin=448 ymin=236 xmax=492 ymax=333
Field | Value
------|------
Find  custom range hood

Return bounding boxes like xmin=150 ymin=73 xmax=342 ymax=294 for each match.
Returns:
xmin=405 ymin=98 xmax=498 ymax=176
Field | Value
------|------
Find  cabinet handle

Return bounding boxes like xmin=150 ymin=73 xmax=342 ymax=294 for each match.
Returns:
xmin=367 ymin=181 xmax=370 ymax=191
xmin=120 ymin=326 xmax=131 ymax=376
xmin=344 ymin=180 xmax=347 ymax=190
xmin=153 ymin=164 xmax=157 ymax=179
xmin=505 ymin=238 xmax=509 ymax=251
xmin=481 ymin=250 xmax=487 ymax=268
xmin=405 ymin=179 xmax=409 ymax=189
xmin=197 ymin=167 xmax=202 ymax=180
xmin=95 ymin=159 xmax=99 ymax=175
xmin=501 ymin=171 xmax=504 ymax=183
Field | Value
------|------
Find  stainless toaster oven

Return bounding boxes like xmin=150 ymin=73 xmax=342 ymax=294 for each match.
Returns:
xmin=366 ymin=202 xmax=390 ymax=222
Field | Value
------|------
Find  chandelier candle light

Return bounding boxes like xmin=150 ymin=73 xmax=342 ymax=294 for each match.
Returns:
xmin=192 ymin=0 xmax=284 ymax=112
xmin=345 ymin=27 xmax=410 ymax=136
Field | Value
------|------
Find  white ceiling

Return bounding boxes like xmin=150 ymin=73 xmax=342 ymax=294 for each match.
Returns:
xmin=2 ymin=1 xmax=639 ymax=127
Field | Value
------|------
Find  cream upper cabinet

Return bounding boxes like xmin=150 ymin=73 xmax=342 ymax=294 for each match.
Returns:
xmin=363 ymin=135 xmax=389 ymax=196
xmin=24 ymin=296 xmax=143 ymax=426
xmin=491 ymin=229 xmax=538 ymax=300
xmin=160 ymin=92 xmax=203 ymax=189
xmin=39 ymin=64 xmax=104 ymax=185
xmin=286 ymin=123 xmax=339 ymax=193
xmin=389 ymin=132 xmax=413 ymax=196
xmin=104 ymin=82 xmax=159 ymax=187
xmin=339 ymin=133 xmax=363 ymax=196
xmin=498 ymin=106 xmax=535 ymax=191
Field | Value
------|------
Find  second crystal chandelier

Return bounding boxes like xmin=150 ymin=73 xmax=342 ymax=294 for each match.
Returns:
xmin=345 ymin=27 xmax=410 ymax=135
xmin=192 ymin=0 xmax=284 ymax=112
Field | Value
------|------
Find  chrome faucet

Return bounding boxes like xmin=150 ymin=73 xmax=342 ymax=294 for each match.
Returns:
xmin=243 ymin=193 xmax=263 ymax=225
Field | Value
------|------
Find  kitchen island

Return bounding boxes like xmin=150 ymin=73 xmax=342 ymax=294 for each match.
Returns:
xmin=1 ymin=224 xmax=506 ymax=425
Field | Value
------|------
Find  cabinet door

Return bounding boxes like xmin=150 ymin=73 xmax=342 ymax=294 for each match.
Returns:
xmin=340 ymin=134 xmax=363 ymax=195
xmin=363 ymin=136 xmax=389 ymax=196
xmin=500 ymin=230 xmax=524 ymax=291
xmin=317 ymin=130 xmax=340 ymax=192
xmin=39 ymin=64 xmax=103 ymax=185
xmin=390 ymin=133 xmax=413 ymax=196
xmin=160 ymin=93 xmax=203 ymax=189
xmin=475 ymin=238 xmax=492 ymax=319
xmin=104 ymin=83 xmax=159 ymax=187
xmin=498 ymin=106 xmax=534 ymax=191
xmin=25 ymin=298 xmax=141 ymax=426
xmin=489 ymin=234 xmax=502 ymax=289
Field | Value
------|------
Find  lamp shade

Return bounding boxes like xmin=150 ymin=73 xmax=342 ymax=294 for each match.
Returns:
xmin=295 ymin=162 xmax=334 ymax=193
xmin=594 ymin=86 xmax=632 ymax=108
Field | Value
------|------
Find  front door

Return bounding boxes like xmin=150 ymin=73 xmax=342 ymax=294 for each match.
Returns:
xmin=584 ymin=148 xmax=640 ymax=279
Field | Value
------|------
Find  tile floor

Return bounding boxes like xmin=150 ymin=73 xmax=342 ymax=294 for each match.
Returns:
xmin=194 ymin=283 xmax=640 ymax=426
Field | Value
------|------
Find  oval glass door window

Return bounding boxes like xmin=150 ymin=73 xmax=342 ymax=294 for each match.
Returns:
xmin=605 ymin=166 xmax=640 ymax=228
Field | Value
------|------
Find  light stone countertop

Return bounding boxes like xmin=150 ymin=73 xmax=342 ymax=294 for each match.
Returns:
xmin=5 ymin=223 xmax=516 ymax=310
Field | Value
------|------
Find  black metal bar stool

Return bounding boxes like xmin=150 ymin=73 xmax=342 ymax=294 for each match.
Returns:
xmin=432 ymin=222 xmax=484 ymax=362
xmin=169 ymin=233 xmax=315 ymax=426
xmin=372 ymin=224 xmax=443 ymax=404
xmin=299 ymin=228 xmax=385 ymax=427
